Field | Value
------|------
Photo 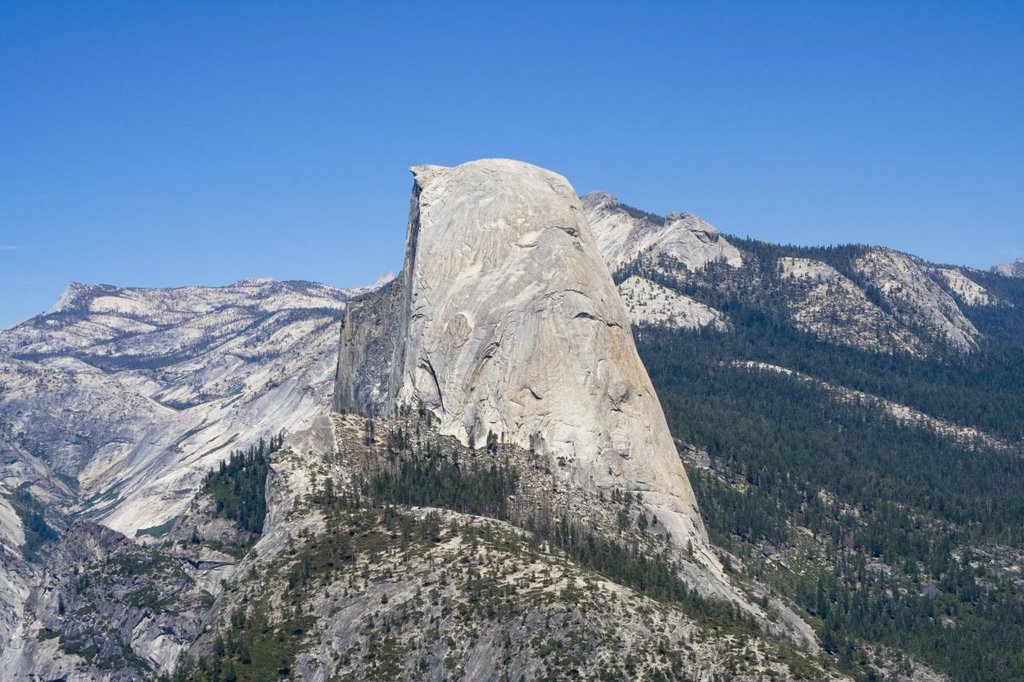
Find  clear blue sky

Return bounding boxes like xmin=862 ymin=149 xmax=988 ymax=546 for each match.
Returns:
xmin=2 ymin=1 xmax=1022 ymax=328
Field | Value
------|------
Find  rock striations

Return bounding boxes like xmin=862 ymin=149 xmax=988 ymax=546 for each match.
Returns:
xmin=336 ymin=159 xmax=712 ymax=560
xmin=0 ymin=279 xmax=354 ymax=536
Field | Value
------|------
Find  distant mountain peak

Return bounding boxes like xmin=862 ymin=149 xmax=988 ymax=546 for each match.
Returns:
xmin=579 ymin=190 xmax=618 ymax=210
xmin=583 ymin=191 xmax=742 ymax=274
xmin=991 ymin=257 xmax=1024 ymax=278
xmin=47 ymin=281 xmax=115 ymax=315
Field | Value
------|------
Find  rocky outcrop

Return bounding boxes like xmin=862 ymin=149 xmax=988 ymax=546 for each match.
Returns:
xmin=774 ymin=252 xmax=984 ymax=355
xmin=0 ymin=279 xmax=355 ymax=537
xmin=0 ymin=520 xmax=212 ymax=680
xmin=990 ymin=257 xmax=1024 ymax=278
xmin=854 ymin=250 xmax=980 ymax=352
xmin=778 ymin=256 xmax=925 ymax=355
xmin=931 ymin=267 xmax=998 ymax=307
xmin=581 ymin=192 xmax=743 ymax=275
xmin=194 ymin=414 xmax=829 ymax=681
xmin=617 ymin=276 xmax=729 ymax=331
xmin=581 ymin=190 xmax=991 ymax=357
xmin=336 ymin=159 xmax=712 ymax=560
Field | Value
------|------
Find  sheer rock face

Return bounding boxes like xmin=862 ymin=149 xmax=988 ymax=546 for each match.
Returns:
xmin=336 ymin=159 xmax=710 ymax=554
xmin=332 ymin=278 xmax=406 ymax=417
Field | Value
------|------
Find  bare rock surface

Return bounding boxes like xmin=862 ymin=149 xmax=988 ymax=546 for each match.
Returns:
xmin=337 ymin=159 xmax=715 ymax=569
xmin=0 ymin=279 xmax=354 ymax=537
xmin=581 ymin=191 xmax=743 ymax=275
xmin=760 ymin=252 xmax=986 ymax=356
xmin=0 ymin=280 xmax=359 ymax=675
xmin=618 ymin=275 xmax=729 ymax=331
xmin=854 ymin=249 xmax=980 ymax=352
xmin=778 ymin=256 xmax=925 ymax=355
xmin=931 ymin=267 xmax=999 ymax=307
xmin=990 ymin=257 xmax=1024 ymax=278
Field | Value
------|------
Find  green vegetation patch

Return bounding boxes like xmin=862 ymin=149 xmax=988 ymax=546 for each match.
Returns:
xmin=639 ymin=322 xmax=1024 ymax=680
xmin=135 ymin=516 xmax=178 ymax=539
xmin=367 ymin=451 xmax=518 ymax=518
xmin=204 ymin=434 xmax=282 ymax=535
xmin=6 ymin=485 xmax=58 ymax=562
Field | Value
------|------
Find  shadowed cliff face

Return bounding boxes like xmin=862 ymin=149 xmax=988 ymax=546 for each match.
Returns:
xmin=335 ymin=158 xmax=714 ymax=561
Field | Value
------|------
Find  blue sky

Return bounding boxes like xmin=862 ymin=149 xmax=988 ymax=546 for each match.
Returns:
xmin=1 ymin=1 xmax=1021 ymax=328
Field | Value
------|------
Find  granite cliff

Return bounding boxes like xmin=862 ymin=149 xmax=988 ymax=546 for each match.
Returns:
xmin=335 ymin=159 xmax=713 ymax=565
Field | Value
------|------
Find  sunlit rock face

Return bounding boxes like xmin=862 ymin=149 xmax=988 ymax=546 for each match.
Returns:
xmin=581 ymin=191 xmax=743 ymax=275
xmin=336 ymin=158 xmax=711 ymax=555
xmin=854 ymin=249 xmax=980 ymax=353
xmin=617 ymin=275 xmax=729 ymax=331
xmin=990 ymin=257 xmax=1024 ymax=278
xmin=0 ymin=279 xmax=352 ymax=537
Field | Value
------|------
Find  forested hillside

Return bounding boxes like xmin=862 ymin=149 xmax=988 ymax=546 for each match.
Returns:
xmin=638 ymin=241 xmax=1024 ymax=680
xmin=627 ymin=239 xmax=1024 ymax=444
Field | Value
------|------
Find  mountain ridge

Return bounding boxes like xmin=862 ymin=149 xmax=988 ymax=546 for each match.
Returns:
xmin=0 ymin=277 xmax=357 ymax=537
xmin=990 ymin=256 xmax=1024 ymax=278
xmin=581 ymin=193 xmax=1007 ymax=357
xmin=4 ymin=161 xmax=1021 ymax=679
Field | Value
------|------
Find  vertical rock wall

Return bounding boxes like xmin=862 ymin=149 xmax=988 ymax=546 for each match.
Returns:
xmin=335 ymin=159 xmax=710 ymax=552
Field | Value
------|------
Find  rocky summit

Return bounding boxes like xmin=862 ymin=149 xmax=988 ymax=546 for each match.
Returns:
xmin=336 ymin=159 xmax=713 ymax=568
xmin=581 ymin=191 xmax=743 ymax=276
xmin=991 ymin=257 xmax=1024 ymax=278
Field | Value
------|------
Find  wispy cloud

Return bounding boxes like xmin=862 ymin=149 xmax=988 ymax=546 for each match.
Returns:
xmin=0 ymin=245 xmax=22 ymax=251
